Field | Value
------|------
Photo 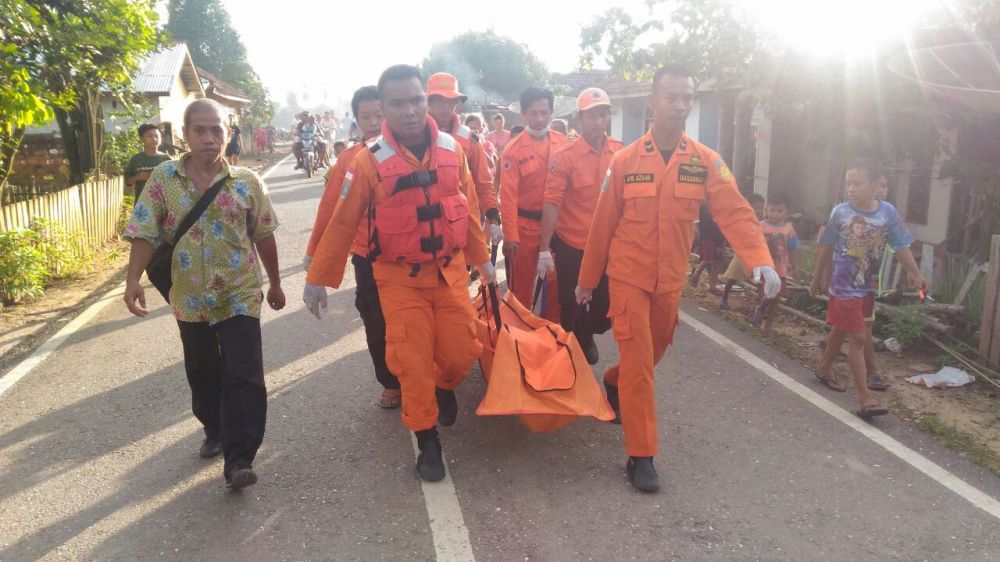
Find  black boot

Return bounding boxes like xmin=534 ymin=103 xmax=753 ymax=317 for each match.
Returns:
xmin=415 ymin=428 xmax=446 ymax=482
xmin=435 ymin=387 xmax=458 ymax=427
xmin=604 ymin=381 xmax=621 ymax=424
xmin=578 ymin=332 xmax=599 ymax=365
xmin=626 ymin=456 xmax=660 ymax=493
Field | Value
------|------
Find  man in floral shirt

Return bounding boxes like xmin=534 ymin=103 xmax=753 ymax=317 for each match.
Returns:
xmin=123 ymin=99 xmax=284 ymax=490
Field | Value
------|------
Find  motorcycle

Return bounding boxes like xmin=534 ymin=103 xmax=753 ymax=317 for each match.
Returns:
xmin=301 ymin=134 xmax=317 ymax=179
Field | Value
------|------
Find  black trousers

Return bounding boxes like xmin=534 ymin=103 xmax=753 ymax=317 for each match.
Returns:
xmin=552 ymin=235 xmax=611 ymax=346
xmin=177 ymin=315 xmax=267 ymax=476
xmin=352 ymin=254 xmax=401 ymax=390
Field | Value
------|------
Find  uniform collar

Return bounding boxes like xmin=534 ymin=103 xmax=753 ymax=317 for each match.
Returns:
xmin=578 ymin=133 xmax=615 ymax=156
xmin=639 ymin=130 xmax=692 ymax=158
xmin=380 ymin=117 xmax=439 ymax=154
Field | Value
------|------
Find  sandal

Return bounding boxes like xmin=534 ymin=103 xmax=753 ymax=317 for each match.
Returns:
xmin=749 ymin=308 xmax=763 ymax=328
xmin=866 ymin=372 xmax=889 ymax=391
xmin=814 ymin=370 xmax=847 ymax=392
xmin=856 ymin=402 xmax=888 ymax=418
xmin=378 ymin=388 xmax=402 ymax=409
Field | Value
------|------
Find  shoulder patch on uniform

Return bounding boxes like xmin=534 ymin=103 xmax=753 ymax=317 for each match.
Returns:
xmin=339 ymin=169 xmax=354 ymax=200
xmin=624 ymin=173 xmax=654 ymax=184
xmin=714 ymin=157 xmax=733 ymax=181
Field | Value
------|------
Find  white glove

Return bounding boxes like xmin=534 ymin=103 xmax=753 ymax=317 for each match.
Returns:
xmin=536 ymin=250 xmax=555 ymax=279
xmin=489 ymin=223 xmax=504 ymax=245
xmin=302 ymin=254 xmax=312 ymax=271
xmin=302 ymin=282 xmax=328 ymax=319
xmin=477 ymin=262 xmax=496 ymax=285
xmin=753 ymin=265 xmax=782 ymax=300
xmin=575 ymin=285 xmax=593 ymax=305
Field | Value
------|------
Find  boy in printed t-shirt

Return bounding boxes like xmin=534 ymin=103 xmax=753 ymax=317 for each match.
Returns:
xmin=750 ymin=193 xmax=798 ymax=331
xmin=810 ymin=158 xmax=928 ymax=418
xmin=719 ymin=192 xmax=765 ymax=309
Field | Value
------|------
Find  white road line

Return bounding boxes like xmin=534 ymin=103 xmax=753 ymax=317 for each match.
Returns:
xmin=0 ymin=155 xmax=292 ymax=399
xmin=0 ymin=282 xmax=125 ymax=397
xmin=409 ymin=434 xmax=476 ymax=562
xmin=679 ymin=310 xmax=1000 ymax=521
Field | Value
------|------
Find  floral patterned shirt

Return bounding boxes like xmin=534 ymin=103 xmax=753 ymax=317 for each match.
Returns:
xmin=124 ymin=155 xmax=279 ymax=324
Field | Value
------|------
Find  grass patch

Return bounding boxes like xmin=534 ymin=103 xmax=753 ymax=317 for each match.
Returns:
xmin=917 ymin=414 xmax=1000 ymax=477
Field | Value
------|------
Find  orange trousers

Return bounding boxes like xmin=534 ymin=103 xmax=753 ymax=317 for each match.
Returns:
xmin=602 ymin=278 xmax=680 ymax=457
xmin=377 ymin=277 xmax=483 ymax=431
xmin=504 ymin=230 xmax=559 ymax=322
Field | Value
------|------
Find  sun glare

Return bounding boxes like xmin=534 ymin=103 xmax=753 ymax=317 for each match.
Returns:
xmin=735 ymin=0 xmax=948 ymax=59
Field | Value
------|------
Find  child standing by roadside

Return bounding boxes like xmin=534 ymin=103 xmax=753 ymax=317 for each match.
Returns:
xmin=689 ymin=205 xmax=728 ymax=295
xmin=810 ymin=158 xmax=928 ymax=418
xmin=750 ymin=193 xmax=799 ymax=331
xmin=719 ymin=193 xmax=766 ymax=309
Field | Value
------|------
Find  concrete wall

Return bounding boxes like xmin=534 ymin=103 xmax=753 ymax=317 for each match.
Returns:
xmin=610 ymin=94 xmax=716 ymax=147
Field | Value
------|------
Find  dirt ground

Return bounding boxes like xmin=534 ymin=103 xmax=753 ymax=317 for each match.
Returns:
xmin=684 ymin=277 xmax=1000 ymax=475
xmin=0 ymin=148 xmax=291 ymax=377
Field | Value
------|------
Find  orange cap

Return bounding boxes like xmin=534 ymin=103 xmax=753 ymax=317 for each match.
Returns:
xmin=426 ymin=72 xmax=467 ymax=101
xmin=577 ymin=87 xmax=612 ymax=112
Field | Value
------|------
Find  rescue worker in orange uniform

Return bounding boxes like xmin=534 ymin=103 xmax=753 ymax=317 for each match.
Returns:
xmin=303 ymin=65 xmax=494 ymax=482
xmin=499 ymin=86 xmax=565 ymax=320
xmin=576 ymin=64 xmax=780 ymax=492
xmin=538 ymin=87 xmax=623 ymax=365
xmin=302 ymin=86 xmax=404 ymax=408
xmin=425 ymin=72 xmax=504 ymax=248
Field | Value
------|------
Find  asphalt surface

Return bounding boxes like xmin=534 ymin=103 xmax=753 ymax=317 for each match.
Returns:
xmin=1 ymin=155 xmax=998 ymax=561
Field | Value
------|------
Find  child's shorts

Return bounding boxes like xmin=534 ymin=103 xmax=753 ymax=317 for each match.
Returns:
xmin=826 ymin=294 xmax=875 ymax=333
xmin=722 ymin=256 xmax=747 ymax=282
xmin=698 ymin=238 xmax=723 ymax=263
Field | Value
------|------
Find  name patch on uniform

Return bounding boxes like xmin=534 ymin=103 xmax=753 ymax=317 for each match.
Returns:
xmin=677 ymin=164 xmax=707 ymax=184
xmin=624 ymin=173 xmax=654 ymax=184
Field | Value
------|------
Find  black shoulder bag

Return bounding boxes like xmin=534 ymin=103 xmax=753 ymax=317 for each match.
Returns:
xmin=145 ymin=178 xmax=227 ymax=302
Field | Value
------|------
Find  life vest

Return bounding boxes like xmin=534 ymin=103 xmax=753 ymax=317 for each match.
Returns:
xmin=368 ymin=127 xmax=470 ymax=264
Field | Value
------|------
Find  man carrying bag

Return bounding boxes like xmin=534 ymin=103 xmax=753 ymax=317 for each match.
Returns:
xmin=123 ymin=99 xmax=285 ymax=490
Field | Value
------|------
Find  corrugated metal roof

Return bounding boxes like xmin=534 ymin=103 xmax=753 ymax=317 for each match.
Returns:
xmin=195 ymin=66 xmax=251 ymax=105
xmin=133 ymin=44 xmax=203 ymax=97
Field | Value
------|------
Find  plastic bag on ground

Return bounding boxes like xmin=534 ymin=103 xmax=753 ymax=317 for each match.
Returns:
xmin=904 ymin=366 xmax=975 ymax=388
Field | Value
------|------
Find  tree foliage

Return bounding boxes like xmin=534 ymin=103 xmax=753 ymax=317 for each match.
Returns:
xmin=580 ymin=0 xmax=768 ymax=87
xmin=422 ymin=30 xmax=551 ymax=102
xmin=166 ymin=0 xmax=274 ymax=125
xmin=0 ymin=0 xmax=159 ymax=189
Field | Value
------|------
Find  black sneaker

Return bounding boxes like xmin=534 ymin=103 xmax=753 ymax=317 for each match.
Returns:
xmin=415 ymin=429 xmax=446 ymax=482
xmin=604 ymin=381 xmax=621 ymax=425
xmin=582 ymin=341 xmax=599 ymax=365
xmin=626 ymin=457 xmax=660 ymax=493
xmin=199 ymin=437 xmax=222 ymax=459
xmin=226 ymin=467 xmax=258 ymax=490
xmin=435 ymin=387 xmax=458 ymax=427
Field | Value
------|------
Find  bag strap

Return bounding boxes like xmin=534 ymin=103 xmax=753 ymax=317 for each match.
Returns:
xmin=174 ymin=176 xmax=227 ymax=244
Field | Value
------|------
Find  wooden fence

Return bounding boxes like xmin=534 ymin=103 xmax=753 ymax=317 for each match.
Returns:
xmin=980 ymin=235 xmax=1000 ymax=366
xmin=0 ymin=176 xmax=125 ymax=250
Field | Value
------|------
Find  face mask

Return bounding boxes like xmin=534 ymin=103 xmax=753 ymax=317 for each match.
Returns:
xmin=526 ymin=125 xmax=550 ymax=138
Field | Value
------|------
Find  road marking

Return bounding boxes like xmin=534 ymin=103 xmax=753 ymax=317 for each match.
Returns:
xmin=0 ymin=155 xmax=292 ymax=399
xmin=409 ymin=434 xmax=476 ymax=562
xmin=0 ymin=282 xmax=125 ymax=397
xmin=679 ymin=310 xmax=1000 ymax=521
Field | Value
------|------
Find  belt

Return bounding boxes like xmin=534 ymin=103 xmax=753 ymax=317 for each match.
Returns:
xmin=517 ymin=208 xmax=543 ymax=221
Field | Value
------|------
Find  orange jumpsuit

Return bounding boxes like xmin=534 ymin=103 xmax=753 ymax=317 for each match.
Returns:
xmin=307 ymin=125 xmax=490 ymax=431
xmin=306 ymin=141 xmax=369 ymax=258
xmin=579 ymin=131 xmax=774 ymax=457
xmin=442 ymin=114 xmax=499 ymax=220
xmin=499 ymin=130 xmax=566 ymax=320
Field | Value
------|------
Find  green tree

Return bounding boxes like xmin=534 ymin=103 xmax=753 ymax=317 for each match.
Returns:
xmin=422 ymin=30 xmax=551 ymax=102
xmin=1 ymin=1 xmax=157 ymax=191
xmin=0 ymin=0 xmax=159 ymax=189
xmin=166 ymin=0 xmax=274 ymax=125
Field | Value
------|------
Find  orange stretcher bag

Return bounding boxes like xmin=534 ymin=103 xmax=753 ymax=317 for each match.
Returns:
xmin=473 ymin=283 xmax=615 ymax=432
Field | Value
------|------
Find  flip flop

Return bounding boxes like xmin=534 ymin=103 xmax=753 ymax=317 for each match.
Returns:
xmin=749 ymin=308 xmax=763 ymax=328
xmin=378 ymin=389 xmax=402 ymax=409
xmin=814 ymin=370 xmax=847 ymax=392
xmin=856 ymin=404 xmax=888 ymax=418
xmin=867 ymin=372 xmax=889 ymax=391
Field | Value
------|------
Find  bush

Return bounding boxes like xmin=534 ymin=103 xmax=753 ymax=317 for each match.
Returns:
xmin=884 ymin=305 xmax=927 ymax=349
xmin=29 ymin=217 xmax=92 ymax=278
xmin=117 ymin=194 xmax=135 ymax=237
xmin=0 ymin=229 xmax=49 ymax=305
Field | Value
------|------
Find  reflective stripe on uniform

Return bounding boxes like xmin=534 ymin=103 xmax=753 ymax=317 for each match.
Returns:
xmin=436 ymin=132 xmax=457 ymax=152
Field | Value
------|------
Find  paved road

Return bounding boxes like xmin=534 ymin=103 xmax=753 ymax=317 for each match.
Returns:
xmin=1 ymin=156 xmax=998 ymax=561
